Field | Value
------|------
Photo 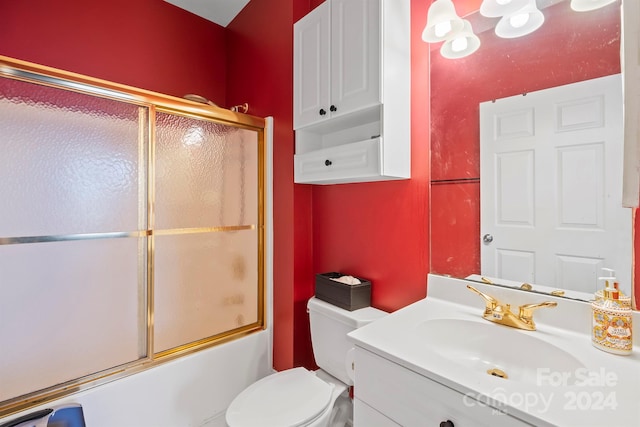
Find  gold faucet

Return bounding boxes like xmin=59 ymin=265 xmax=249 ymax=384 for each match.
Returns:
xmin=466 ymin=285 xmax=557 ymax=331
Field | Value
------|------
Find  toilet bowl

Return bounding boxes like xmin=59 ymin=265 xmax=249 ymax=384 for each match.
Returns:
xmin=225 ymin=368 xmax=347 ymax=427
xmin=225 ymin=297 xmax=387 ymax=427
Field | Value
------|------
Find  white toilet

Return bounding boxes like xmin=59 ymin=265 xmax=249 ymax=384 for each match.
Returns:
xmin=225 ymin=297 xmax=387 ymax=427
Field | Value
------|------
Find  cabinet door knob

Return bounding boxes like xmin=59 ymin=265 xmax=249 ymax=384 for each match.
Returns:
xmin=324 ymin=159 xmax=332 ymax=166
xmin=482 ymin=234 xmax=494 ymax=243
xmin=440 ymin=421 xmax=454 ymax=427
xmin=329 ymin=105 xmax=337 ymax=112
xmin=319 ymin=108 xmax=327 ymax=115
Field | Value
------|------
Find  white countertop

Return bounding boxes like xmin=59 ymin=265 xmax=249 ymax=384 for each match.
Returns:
xmin=348 ymin=274 xmax=640 ymax=427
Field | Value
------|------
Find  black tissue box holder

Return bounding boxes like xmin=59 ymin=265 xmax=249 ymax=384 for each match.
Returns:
xmin=315 ymin=272 xmax=371 ymax=311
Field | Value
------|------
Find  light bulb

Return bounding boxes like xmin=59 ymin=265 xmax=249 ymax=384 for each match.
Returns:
xmin=451 ymin=37 xmax=469 ymax=53
xmin=570 ymin=0 xmax=617 ymax=12
xmin=440 ymin=19 xmax=480 ymax=59
xmin=481 ymin=0 xmax=528 ymax=18
xmin=434 ymin=20 xmax=453 ymax=38
xmin=509 ymin=12 xmax=530 ymax=28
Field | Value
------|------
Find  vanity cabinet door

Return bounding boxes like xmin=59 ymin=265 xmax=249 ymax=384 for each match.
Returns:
xmin=354 ymin=348 xmax=534 ymax=427
xmin=354 ymin=398 xmax=400 ymax=426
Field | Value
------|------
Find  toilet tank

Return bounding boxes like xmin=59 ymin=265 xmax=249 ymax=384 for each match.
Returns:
xmin=307 ymin=297 xmax=387 ymax=385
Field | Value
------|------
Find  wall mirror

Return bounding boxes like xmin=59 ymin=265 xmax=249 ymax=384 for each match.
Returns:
xmin=428 ymin=0 xmax=636 ymax=305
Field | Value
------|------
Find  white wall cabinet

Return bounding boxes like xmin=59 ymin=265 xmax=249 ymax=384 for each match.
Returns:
xmin=293 ymin=0 xmax=410 ymax=184
xmin=353 ymin=347 xmax=534 ymax=427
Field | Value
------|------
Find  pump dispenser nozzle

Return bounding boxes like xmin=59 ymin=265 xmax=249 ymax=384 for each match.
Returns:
xmin=597 ymin=268 xmax=617 ymax=300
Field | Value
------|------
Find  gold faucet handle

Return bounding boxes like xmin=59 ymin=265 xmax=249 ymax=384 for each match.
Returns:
xmin=518 ymin=301 xmax=557 ymax=320
xmin=466 ymin=285 xmax=499 ymax=309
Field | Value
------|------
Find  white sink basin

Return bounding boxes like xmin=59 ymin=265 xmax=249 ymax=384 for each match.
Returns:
xmin=348 ymin=275 xmax=640 ymax=427
xmin=415 ymin=319 xmax=585 ymax=384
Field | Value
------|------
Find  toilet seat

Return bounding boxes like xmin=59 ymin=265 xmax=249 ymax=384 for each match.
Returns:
xmin=226 ymin=367 xmax=334 ymax=427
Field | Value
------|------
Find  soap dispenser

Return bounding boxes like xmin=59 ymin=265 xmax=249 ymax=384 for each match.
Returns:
xmin=591 ymin=269 xmax=633 ymax=355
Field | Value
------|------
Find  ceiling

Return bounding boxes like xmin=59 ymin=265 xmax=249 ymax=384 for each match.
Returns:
xmin=164 ymin=0 xmax=251 ymax=27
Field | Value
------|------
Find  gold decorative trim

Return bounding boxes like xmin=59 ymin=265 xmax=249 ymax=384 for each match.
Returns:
xmin=154 ymin=225 xmax=256 ymax=236
xmin=0 ymin=55 xmax=265 ymax=130
xmin=257 ymin=127 xmax=267 ymax=328
xmin=153 ymin=322 xmax=263 ymax=360
xmin=138 ymin=106 xmax=150 ymax=359
xmin=0 ymin=226 xmax=255 ymax=245
xmin=147 ymin=105 xmax=157 ymax=365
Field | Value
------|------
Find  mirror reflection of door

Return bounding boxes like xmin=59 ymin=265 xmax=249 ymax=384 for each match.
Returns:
xmin=480 ymin=74 xmax=632 ymax=296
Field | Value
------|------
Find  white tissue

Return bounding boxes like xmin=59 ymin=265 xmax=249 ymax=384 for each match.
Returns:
xmin=330 ymin=275 xmax=362 ymax=286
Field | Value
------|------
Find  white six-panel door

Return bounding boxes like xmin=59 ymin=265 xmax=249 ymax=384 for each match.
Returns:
xmin=480 ymin=74 xmax=632 ymax=295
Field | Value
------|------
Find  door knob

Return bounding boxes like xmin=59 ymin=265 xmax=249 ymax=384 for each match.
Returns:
xmin=325 ymin=159 xmax=332 ymax=166
xmin=330 ymin=105 xmax=337 ymax=112
xmin=319 ymin=108 xmax=327 ymax=115
xmin=440 ymin=421 xmax=454 ymax=427
xmin=482 ymin=234 xmax=493 ymax=243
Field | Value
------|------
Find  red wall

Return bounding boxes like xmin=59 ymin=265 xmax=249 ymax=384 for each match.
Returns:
xmin=312 ymin=0 xmax=432 ymax=314
xmin=0 ymin=0 xmax=318 ymax=372
xmin=226 ymin=0 xmax=316 ymax=371
xmin=227 ymin=0 xmax=432 ymax=370
xmin=226 ymin=0 xmax=432 ymax=371
xmin=0 ymin=0 xmax=227 ymax=104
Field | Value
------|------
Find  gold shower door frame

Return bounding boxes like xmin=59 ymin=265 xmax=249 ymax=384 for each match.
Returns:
xmin=0 ymin=55 xmax=266 ymax=417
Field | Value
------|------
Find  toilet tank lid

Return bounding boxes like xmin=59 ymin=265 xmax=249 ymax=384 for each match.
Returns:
xmin=308 ymin=297 xmax=387 ymax=328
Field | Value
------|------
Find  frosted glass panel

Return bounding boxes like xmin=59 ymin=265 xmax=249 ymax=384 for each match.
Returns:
xmin=155 ymin=113 xmax=259 ymax=229
xmin=0 ymin=78 xmax=143 ymax=237
xmin=0 ymin=238 xmax=143 ymax=401
xmin=0 ymin=64 xmax=264 ymax=409
xmin=154 ymin=230 xmax=259 ymax=352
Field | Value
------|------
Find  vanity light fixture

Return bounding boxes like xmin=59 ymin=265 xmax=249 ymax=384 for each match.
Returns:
xmin=495 ymin=0 xmax=545 ymax=39
xmin=422 ymin=0 xmax=465 ymax=43
xmin=570 ymin=0 xmax=617 ymax=12
xmin=479 ymin=0 xmax=529 ymax=18
xmin=440 ymin=19 xmax=481 ymax=59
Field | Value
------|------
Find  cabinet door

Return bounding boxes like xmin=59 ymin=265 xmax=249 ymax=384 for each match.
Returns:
xmin=330 ymin=0 xmax=380 ymax=118
xmin=355 ymin=348 xmax=534 ymax=427
xmin=354 ymin=399 xmax=400 ymax=426
xmin=294 ymin=2 xmax=330 ymax=129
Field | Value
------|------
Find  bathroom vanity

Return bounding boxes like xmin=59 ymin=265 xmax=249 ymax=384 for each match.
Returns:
xmin=348 ymin=274 xmax=640 ymax=427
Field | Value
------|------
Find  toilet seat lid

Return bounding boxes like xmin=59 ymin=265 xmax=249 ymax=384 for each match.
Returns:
xmin=226 ymin=367 xmax=333 ymax=427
